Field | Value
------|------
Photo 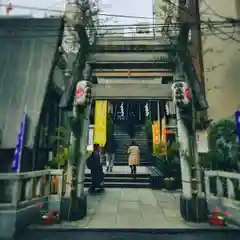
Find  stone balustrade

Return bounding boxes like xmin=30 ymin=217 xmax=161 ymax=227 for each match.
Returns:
xmin=205 ymin=170 xmax=240 ymax=226
xmin=205 ymin=170 xmax=240 ymax=207
xmin=0 ymin=169 xmax=63 ymax=239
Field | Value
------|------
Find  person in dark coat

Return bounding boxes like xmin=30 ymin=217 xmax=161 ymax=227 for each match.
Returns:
xmin=86 ymin=143 xmax=104 ymax=194
xmin=104 ymin=138 xmax=117 ymax=172
xmin=128 ymin=111 xmax=136 ymax=139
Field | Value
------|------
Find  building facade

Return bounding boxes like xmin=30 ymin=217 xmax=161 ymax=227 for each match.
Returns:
xmin=200 ymin=0 xmax=240 ymax=120
xmin=155 ymin=0 xmax=240 ymax=121
xmin=0 ymin=18 xmax=67 ymax=172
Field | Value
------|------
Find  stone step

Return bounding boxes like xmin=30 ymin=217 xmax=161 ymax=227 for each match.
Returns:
xmin=85 ymin=176 xmax=149 ymax=183
xmin=114 ymin=161 xmax=152 ymax=166
xmin=84 ymin=170 xmax=151 ymax=188
xmin=84 ymin=181 xmax=150 ymax=188
xmin=115 ymin=155 xmax=149 ymax=159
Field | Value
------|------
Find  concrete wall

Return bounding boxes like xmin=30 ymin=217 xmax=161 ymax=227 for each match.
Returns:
xmin=88 ymin=52 xmax=171 ymax=63
xmin=96 ymin=36 xmax=174 ymax=46
xmin=0 ymin=202 xmax=41 ymax=239
xmin=0 ymin=196 xmax=61 ymax=239
xmin=200 ymin=0 xmax=240 ymax=120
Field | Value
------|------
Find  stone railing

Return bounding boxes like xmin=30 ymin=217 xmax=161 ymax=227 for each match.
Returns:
xmin=0 ymin=169 xmax=63 ymax=239
xmin=205 ymin=170 xmax=240 ymax=208
xmin=205 ymin=170 xmax=240 ymax=226
xmin=0 ymin=169 xmax=63 ymax=209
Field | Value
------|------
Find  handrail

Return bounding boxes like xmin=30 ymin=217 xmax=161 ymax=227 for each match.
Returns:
xmin=0 ymin=169 xmax=64 ymax=209
xmin=204 ymin=170 xmax=240 ymax=209
xmin=205 ymin=170 xmax=240 ymax=179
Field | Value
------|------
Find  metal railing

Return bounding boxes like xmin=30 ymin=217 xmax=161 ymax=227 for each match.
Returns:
xmin=205 ymin=170 xmax=240 ymax=209
xmin=0 ymin=169 xmax=63 ymax=210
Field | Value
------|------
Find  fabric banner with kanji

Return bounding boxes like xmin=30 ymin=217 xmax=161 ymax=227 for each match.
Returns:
xmin=94 ymin=100 xmax=108 ymax=147
xmin=152 ymin=121 xmax=160 ymax=155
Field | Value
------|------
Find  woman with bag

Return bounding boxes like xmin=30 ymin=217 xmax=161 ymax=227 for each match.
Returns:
xmin=127 ymin=140 xmax=140 ymax=178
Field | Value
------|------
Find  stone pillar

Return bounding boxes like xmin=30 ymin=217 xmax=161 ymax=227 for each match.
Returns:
xmin=174 ymin=59 xmax=207 ymax=223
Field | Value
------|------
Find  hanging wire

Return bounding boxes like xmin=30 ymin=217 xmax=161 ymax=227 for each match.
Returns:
xmin=0 ymin=2 xmax=239 ymax=43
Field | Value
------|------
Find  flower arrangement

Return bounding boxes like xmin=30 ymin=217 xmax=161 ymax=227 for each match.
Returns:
xmin=208 ymin=207 xmax=229 ymax=226
xmin=39 ymin=202 xmax=59 ymax=225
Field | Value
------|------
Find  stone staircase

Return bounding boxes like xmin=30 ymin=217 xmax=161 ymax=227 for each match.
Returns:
xmin=114 ymin=124 xmax=151 ymax=166
xmin=84 ymin=125 xmax=153 ymax=189
xmin=84 ymin=166 xmax=151 ymax=188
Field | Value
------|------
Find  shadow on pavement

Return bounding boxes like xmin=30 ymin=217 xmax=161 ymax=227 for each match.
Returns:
xmin=15 ymin=229 xmax=239 ymax=240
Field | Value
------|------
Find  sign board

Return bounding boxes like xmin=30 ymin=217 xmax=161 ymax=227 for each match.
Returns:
xmin=12 ymin=108 xmax=27 ymax=172
xmin=235 ymin=110 xmax=240 ymax=143
xmin=87 ymin=125 xmax=94 ymax=152
xmin=196 ymin=130 xmax=209 ymax=153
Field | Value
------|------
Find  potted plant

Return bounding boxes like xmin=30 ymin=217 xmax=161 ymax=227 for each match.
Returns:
xmin=45 ymin=127 xmax=71 ymax=220
xmin=163 ymin=157 xmax=177 ymax=190
xmin=155 ymin=141 xmax=180 ymax=190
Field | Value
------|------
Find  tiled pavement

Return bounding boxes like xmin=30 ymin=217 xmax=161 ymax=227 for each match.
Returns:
xmin=28 ymin=166 xmax=212 ymax=230
xmin=38 ymin=188 xmax=210 ymax=229
xmin=26 ymin=165 xmax=213 ymax=230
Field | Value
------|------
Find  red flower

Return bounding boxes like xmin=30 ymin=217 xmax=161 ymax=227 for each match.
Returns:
xmin=211 ymin=207 xmax=221 ymax=213
xmin=47 ymin=213 xmax=53 ymax=218
xmin=50 ymin=209 xmax=57 ymax=213
xmin=39 ymin=204 xmax=44 ymax=209
xmin=224 ymin=211 xmax=230 ymax=215
xmin=209 ymin=216 xmax=225 ymax=226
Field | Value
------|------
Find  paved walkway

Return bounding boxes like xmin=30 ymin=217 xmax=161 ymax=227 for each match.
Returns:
xmin=58 ymin=188 xmax=209 ymax=229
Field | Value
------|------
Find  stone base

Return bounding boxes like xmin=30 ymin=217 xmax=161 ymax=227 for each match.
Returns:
xmin=60 ymin=195 xmax=87 ymax=221
xmin=180 ymin=194 xmax=208 ymax=222
xmin=150 ymin=175 xmax=164 ymax=189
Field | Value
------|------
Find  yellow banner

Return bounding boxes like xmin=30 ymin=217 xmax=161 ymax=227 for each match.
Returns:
xmin=161 ymin=117 xmax=167 ymax=144
xmin=94 ymin=100 xmax=108 ymax=147
xmin=152 ymin=121 xmax=160 ymax=154
xmin=161 ymin=117 xmax=167 ymax=155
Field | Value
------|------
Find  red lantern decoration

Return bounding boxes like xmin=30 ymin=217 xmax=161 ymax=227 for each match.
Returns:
xmin=6 ymin=2 xmax=13 ymax=15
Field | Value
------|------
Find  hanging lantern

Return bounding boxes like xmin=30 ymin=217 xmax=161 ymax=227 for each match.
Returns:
xmin=6 ymin=2 xmax=13 ymax=15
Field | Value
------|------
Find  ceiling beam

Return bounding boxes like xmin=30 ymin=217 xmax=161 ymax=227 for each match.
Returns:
xmin=92 ymin=83 xmax=172 ymax=100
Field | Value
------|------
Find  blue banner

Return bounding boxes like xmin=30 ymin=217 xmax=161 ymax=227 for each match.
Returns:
xmin=12 ymin=108 xmax=27 ymax=173
xmin=235 ymin=110 xmax=240 ymax=144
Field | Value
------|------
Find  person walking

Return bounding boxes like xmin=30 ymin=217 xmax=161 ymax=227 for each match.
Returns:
xmin=127 ymin=111 xmax=136 ymax=139
xmin=86 ymin=143 xmax=104 ymax=193
xmin=127 ymin=140 xmax=140 ymax=178
xmin=99 ymin=146 xmax=105 ymax=166
xmin=104 ymin=138 xmax=117 ymax=172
